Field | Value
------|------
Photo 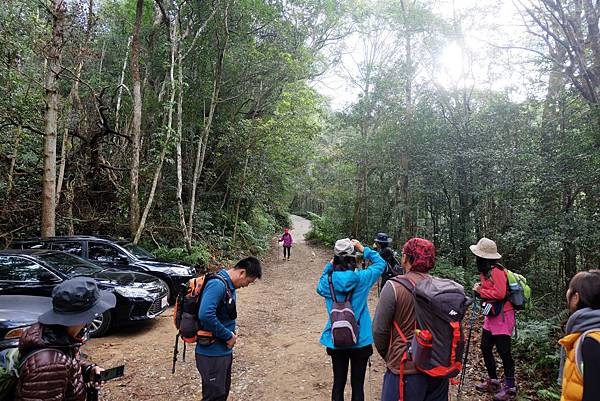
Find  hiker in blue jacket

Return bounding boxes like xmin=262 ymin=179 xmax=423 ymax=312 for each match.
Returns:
xmin=196 ymin=257 xmax=262 ymax=401
xmin=317 ymin=238 xmax=386 ymax=401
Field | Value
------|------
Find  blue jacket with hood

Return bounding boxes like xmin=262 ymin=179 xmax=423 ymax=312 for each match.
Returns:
xmin=317 ymin=246 xmax=385 ymax=349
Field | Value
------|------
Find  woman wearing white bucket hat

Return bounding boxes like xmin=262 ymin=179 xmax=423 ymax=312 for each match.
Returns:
xmin=470 ymin=238 xmax=517 ymax=401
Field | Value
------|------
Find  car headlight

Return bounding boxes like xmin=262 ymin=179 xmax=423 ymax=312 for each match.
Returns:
xmin=166 ymin=267 xmax=193 ymax=276
xmin=5 ymin=327 xmax=29 ymax=339
xmin=114 ymin=287 xmax=151 ymax=298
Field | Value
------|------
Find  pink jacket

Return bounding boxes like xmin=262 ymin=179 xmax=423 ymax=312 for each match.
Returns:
xmin=480 ymin=266 xmax=515 ymax=336
xmin=280 ymin=233 xmax=293 ymax=247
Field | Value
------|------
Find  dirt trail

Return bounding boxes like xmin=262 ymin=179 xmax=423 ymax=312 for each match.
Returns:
xmin=86 ymin=215 xmax=488 ymax=401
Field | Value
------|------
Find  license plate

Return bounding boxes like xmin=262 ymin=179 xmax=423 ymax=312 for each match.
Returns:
xmin=160 ymin=296 xmax=168 ymax=308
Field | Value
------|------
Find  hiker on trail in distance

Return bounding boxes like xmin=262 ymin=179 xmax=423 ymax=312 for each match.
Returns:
xmin=316 ymin=238 xmax=386 ymax=401
xmin=373 ymin=233 xmax=402 ymax=293
xmin=559 ymin=270 xmax=600 ymax=401
xmin=14 ymin=278 xmax=113 ymax=401
xmin=372 ymin=237 xmax=449 ymax=401
xmin=196 ymin=257 xmax=262 ymax=401
xmin=278 ymin=227 xmax=293 ymax=261
xmin=470 ymin=237 xmax=517 ymax=401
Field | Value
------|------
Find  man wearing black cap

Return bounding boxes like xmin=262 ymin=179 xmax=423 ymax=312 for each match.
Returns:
xmin=15 ymin=277 xmax=115 ymax=401
xmin=374 ymin=233 xmax=402 ymax=292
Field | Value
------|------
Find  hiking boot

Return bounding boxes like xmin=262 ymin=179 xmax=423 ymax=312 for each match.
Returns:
xmin=475 ymin=378 xmax=501 ymax=393
xmin=493 ymin=384 xmax=517 ymax=401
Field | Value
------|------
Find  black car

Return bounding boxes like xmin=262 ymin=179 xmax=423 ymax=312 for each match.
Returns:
xmin=11 ymin=236 xmax=195 ymax=303
xmin=0 ymin=250 xmax=169 ymax=337
xmin=0 ymin=295 xmax=51 ymax=350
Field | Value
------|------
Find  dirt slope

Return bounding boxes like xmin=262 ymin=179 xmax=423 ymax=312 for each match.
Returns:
xmin=86 ymin=215 xmax=492 ymax=401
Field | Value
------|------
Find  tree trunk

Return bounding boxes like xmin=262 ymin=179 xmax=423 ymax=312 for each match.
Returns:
xmin=232 ymin=150 xmax=250 ymax=243
xmin=187 ymin=4 xmax=229 ymax=239
xmin=66 ymin=180 xmax=76 ymax=235
xmin=399 ymin=0 xmax=413 ymax=241
xmin=56 ymin=128 xmax=68 ymax=206
xmin=129 ymin=0 xmax=144 ymax=239
xmin=116 ymin=36 xmax=132 ymax=132
xmin=173 ymin=21 xmax=193 ymax=253
xmin=41 ymin=0 xmax=66 ymax=238
xmin=133 ymin=10 xmax=177 ymax=245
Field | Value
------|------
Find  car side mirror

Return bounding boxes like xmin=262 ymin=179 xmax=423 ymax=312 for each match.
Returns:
xmin=117 ymin=256 xmax=129 ymax=264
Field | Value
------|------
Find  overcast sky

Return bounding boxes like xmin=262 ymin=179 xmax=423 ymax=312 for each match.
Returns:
xmin=312 ymin=0 xmax=540 ymax=110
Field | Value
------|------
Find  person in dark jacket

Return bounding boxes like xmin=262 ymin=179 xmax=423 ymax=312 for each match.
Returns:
xmin=15 ymin=277 xmax=115 ymax=401
xmin=372 ymin=237 xmax=445 ymax=401
xmin=373 ymin=233 xmax=402 ymax=293
xmin=317 ymin=238 xmax=385 ymax=401
xmin=196 ymin=256 xmax=262 ymax=401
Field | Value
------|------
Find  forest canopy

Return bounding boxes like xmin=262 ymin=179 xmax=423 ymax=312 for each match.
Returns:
xmin=2 ymin=2 xmax=600 ymax=389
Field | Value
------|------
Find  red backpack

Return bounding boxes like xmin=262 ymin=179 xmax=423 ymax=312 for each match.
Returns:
xmin=392 ymin=276 xmax=471 ymax=400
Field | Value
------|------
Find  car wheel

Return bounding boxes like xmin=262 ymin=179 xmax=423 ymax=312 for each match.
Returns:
xmin=89 ymin=310 xmax=112 ymax=337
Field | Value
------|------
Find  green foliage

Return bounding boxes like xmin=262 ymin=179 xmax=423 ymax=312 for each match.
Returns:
xmin=512 ymin=315 xmax=565 ymax=378
xmin=153 ymin=244 xmax=212 ymax=270
xmin=432 ymin=258 xmax=477 ymax=289
xmin=241 ymin=208 xmax=279 ymax=253
xmin=537 ymin=389 xmax=561 ymax=401
xmin=305 ymin=209 xmax=351 ymax=245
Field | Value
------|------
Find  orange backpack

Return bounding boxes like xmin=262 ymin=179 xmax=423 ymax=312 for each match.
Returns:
xmin=171 ymin=273 xmax=230 ymax=373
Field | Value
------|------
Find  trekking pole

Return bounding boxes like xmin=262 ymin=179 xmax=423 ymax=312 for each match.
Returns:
xmin=457 ymin=296 xmax=478 ymax=401
xmin=171 ymin=334 xmax=179 ymax=374
xmin=368 ymin=357 xmax=373 ymax=401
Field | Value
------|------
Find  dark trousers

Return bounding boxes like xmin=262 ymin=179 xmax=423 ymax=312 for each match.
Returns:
xmin=327 ymin=345 xmax=372 ymax=401
xmin=195 ymin=353 xmax=233 ymax=401
xmin=481 ymin=329 xmax=515 ymax=379
xmin=283 ymin=246 xmax=291 ymax=259
xmin=381 ymin=370 xmax=449 ymax=401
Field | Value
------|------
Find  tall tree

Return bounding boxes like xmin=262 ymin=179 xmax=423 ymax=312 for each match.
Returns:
xmin=41 ymin=0 xmax=66 ymax=238
xmin=129 ymin=0 xmax=144 ymax=238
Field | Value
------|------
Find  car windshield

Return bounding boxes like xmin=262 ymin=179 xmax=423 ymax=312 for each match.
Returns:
xmin=38 ymin=253 xmax=103 ymax=277
xmin=122 ymin=244 xmax=155 ymax=259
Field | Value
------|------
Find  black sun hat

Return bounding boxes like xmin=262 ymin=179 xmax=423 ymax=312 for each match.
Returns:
xmin=38 ymin=277 xmax=116 ymax=326
xmin=374 ymin=233 xmax=393 ymax=244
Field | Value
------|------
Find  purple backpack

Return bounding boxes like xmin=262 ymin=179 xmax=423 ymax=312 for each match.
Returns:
xmin=328 ymin=273 xmax=359 ymax=348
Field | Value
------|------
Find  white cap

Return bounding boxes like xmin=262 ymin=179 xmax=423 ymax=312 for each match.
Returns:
xmin=334 ymin=238 xmax=355 ymax=257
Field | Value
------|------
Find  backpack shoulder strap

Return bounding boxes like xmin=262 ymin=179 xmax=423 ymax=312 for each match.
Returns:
xmin=327 ymin=272 xmax=338 ymax=303
xmin=204 ymin=273 xmax=231 ymax=301
xmin=18 ymin=348 xmax=69 ymax=370
xmin=328 ymin=272 xmax=354 ymax=302
xmin=575 ymin=329 xmax=600 ymax=376
xmin=392 ymin=276 xmax=416 ymax=293
xmin=388 ymin=276 xmax=417 ymax=342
